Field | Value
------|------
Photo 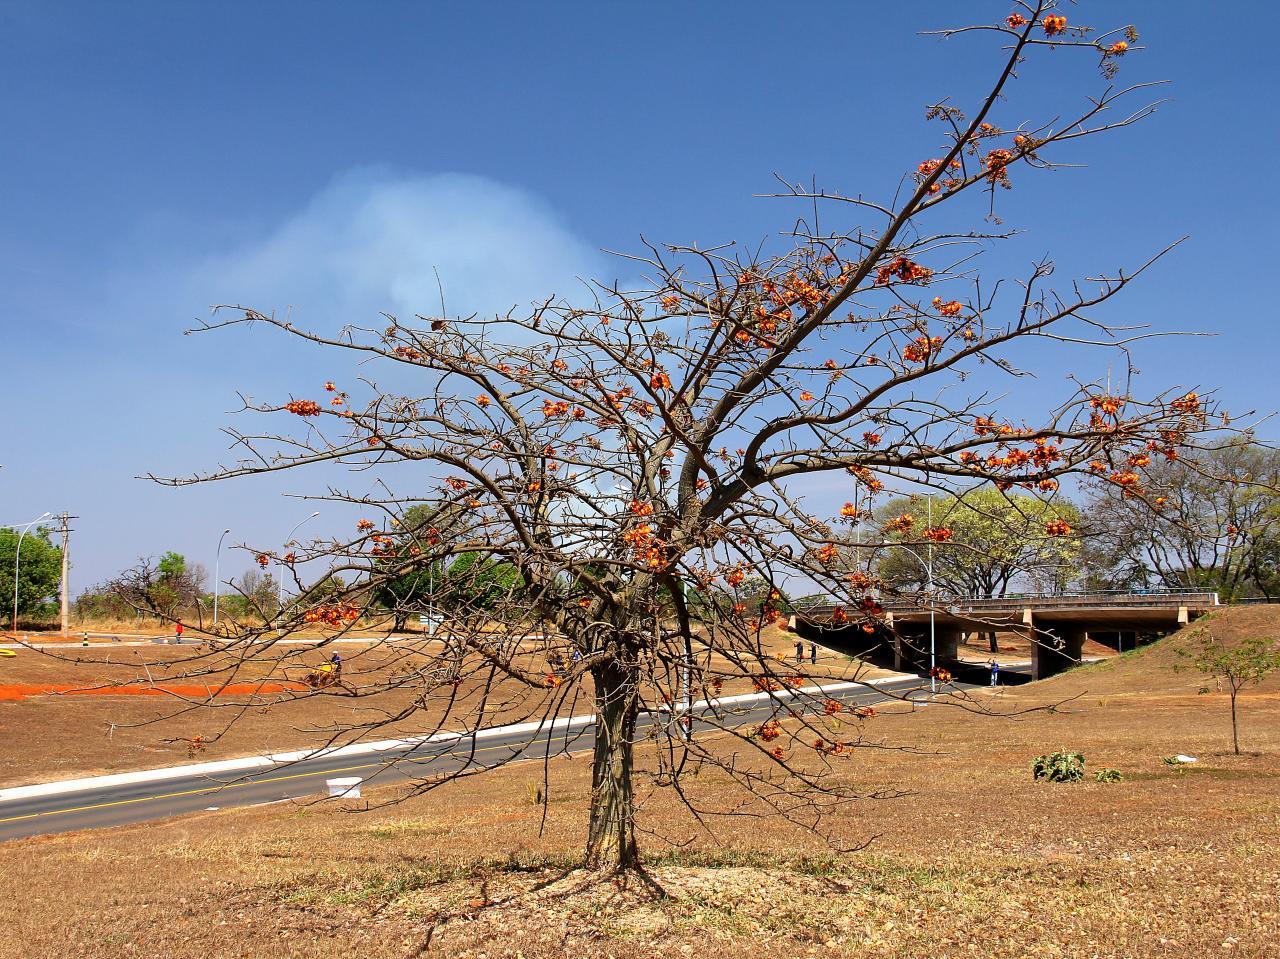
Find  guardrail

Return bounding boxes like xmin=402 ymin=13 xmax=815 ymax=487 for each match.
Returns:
xmin=800 ymin=589 xmax=1220 ymax=616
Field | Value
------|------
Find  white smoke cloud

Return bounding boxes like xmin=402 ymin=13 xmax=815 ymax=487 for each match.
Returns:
xmin=187 ymin=168 xmax=606 ymax=324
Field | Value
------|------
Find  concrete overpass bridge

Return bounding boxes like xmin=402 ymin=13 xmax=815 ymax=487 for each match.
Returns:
xmin=792 ymin=590 xmax=1220 ymax=680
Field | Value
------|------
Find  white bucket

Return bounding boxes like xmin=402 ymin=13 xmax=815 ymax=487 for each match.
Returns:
xmin=326 ymin=776 xmax=363 ymax=798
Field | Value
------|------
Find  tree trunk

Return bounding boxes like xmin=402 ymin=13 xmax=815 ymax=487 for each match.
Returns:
xmin=986 ymin=631 xmax=999 ymax=654
xmin=1230 ymin=687 xmax=1240 ymax=755
xmin=585 ymin=658 xmax=640 ymax=871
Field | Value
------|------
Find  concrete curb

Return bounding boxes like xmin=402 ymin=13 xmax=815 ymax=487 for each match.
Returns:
xmin=0 ymin=675 xmax=914 ymax=804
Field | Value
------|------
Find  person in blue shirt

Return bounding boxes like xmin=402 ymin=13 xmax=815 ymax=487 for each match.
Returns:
xmin=989 ymin=659 xmax=1000 ymax=686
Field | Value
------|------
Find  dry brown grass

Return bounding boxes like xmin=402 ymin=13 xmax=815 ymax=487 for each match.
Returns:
xmin=2 ymin=607 xmax=1278 ymax=957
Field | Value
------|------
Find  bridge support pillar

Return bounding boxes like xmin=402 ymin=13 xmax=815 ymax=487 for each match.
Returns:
xmin=1031 ymin=621 xmax=1087 ymax=681
xmin=893 ymin=626 xmax=960 ymax=674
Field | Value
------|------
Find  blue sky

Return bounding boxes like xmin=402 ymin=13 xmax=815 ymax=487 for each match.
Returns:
xmin=1 ymin=1 xmax=1275 ymax=592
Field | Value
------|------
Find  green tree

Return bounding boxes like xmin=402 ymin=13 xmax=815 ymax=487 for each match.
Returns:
xmin=1084 ymin=440 xmax=1280 ymax=599
xmin=1175 ymin=629 xmax=1280 ymax=755
xmin=0 ymin=528 xmax=62 ymax=623
xmin=874 ymin=489 xmax=1083 ymax=597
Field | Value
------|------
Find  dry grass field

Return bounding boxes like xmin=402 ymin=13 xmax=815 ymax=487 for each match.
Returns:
xmin=0 ymin=607 xmax=1276 ymax=957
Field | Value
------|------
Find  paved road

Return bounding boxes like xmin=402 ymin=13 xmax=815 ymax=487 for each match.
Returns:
xmin=0 ymin=676 xmax=939 ymax=842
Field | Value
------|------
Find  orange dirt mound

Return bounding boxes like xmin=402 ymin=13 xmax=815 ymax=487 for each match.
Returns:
xmin=0 ymin=681 xmax=307 ymax=702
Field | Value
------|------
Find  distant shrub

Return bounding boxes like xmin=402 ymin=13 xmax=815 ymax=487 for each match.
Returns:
xmin=1031 ymin=750 xmax=1085 ymax=783
xmin=1094 ymin=767 xmax=1123 ymax=783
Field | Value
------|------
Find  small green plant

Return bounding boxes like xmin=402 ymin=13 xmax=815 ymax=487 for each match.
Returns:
xmin=1094 ymin=767 xmax=1123 ymax=783
xmin=525 ymin=781 xmax=545 ymax=805
xmin=1031 ymin=750 xmax=1085 ymax=783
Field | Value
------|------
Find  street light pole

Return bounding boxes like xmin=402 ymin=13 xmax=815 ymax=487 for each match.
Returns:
xmin=213 ymin=528 xmax=231 ymax=629
xmin=889 ymin=539 xmax=936 ymax=694
xmin=928 ymin=496 xmax=935 ymax=694
xmin=277 ymin=512 xmax=320 ymax=627
xmin=11 ymin=512 xmax=52 ymax=634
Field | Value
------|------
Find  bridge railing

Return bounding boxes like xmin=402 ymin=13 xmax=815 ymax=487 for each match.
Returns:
xmin=799 ymin=588 xmax=1220 ymax=617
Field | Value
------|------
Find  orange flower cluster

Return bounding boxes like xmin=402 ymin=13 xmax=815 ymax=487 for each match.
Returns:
xmin=660 ymin=294 xmax=681 ymax=311
xmin=845 ymin=570 xmax=874 ymax=590
xmin=1106 ymin=40 xmax=1128 ymax=55
xmin=875 ymin=256 xmax=932 ymax=286
xmin=726 ymin=566 xmax=747 ymax=587
xmin=903 ymin=336 xmax=943 ymax=363
xmin=1045 ymin=519 xmax=1073 ymax=536
xmin=620 ymin=523 xmax=666 ymax=569
xmin=476 ymin=395 xmax=491 ymax=408
xmin=650 ymin=372 xmax=671 ymax=391
xmin=922 ymin=527 xmax=953 ymax=543
xmin=815 ymin=543 xmax=840 ymax=565
xmin=798 ymin=390 xmax=815 ymax=402
xmin=303 ymin=604 xmax=361 ymax=627
xmin=884 ymin=514 xmax=915 ymax=534
xmin=830 ymin=606 xmax=849 ymax=625
xmin=822 ymin=698 xmax=844 ymax=716
xmin=857 ymin=596 xmax=884 ymax=617
xmin=986 ymin=448 xmax=1031 ymax=471
xmin=757 ymin=720 xmax=783 ymax=742
xmin=256 ymin=553 xmax=270 ymax=568
xmin=393 ymin=346 xmax=422 ymax=360
xmin=752 ymin=677 xmax=783 ymax=693
xmin=932 ymin=296 xmax=964 ymax=317
xmin=284 ymin=399 xmax=322 ymax=417
xmin=915 ymin=157 xmax=962 ymax=194
xmin=823 ymin=358 xmax=844 ymax=382
xmin=862 ymin=432 xmax=882 ymax=446
xmin=984 ymin=148 xmax=1014 ymax=187
xmin=929 ymin=666 xmax=953 ymax=683
xmin=846 ymin=464 xmax=884 ymax=493
xmin=852 ymin=705 xmax=876 ymax=719
xmin=1029 ymin=438 xmax=1063 ymax=469
xmin=324 ymin=381 xmax=337 ymax=392
xmin=840 ymin=502 xmax=858 ymax=518
xmin=812 ymin=739 xmax=849 ymax=757
xmin=1091 ymin=395 xmax=1125 ymax=416
xmin=628 ymin=500 xmax=654 ymax=517
xmin=1171 ymin=391 xmax=1201 ymax=415
xmin=1128 ymin=453 xmax=1151 ymax=468
xmin=1006 ymin=12 xmax=1027 ymax=29
xmin=973 ymin=416 xmax=1014 ymax=437
xmin=1042 ymin=14 xmax=1067 ymax=36
xmin=1111 ymin=470 xmax=1142 ymax=488
xmin=1038 ymin=478 xmax=1059 ymax=492
xmin=445 ymin=477 xmax=470 ymax=492
xmin=542 ymin=399 xmax=571 ymax=418
xmin=356 ymin=519 xmax=375 ymax=531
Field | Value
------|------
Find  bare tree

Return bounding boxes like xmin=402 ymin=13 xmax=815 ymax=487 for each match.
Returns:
xmin=1084 ymin=440 xmax=1280 ymax=598
xmin=149 ymin=4 xmax=1233 ymax=872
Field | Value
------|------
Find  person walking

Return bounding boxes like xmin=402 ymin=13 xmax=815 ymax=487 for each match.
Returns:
xmin=809 ymin=642 xmax=817 ymax=666
xmin=989 ymin=659 xmax=1000 ymax=686
xmin=173 ymin=620 xmax=184 ymax=645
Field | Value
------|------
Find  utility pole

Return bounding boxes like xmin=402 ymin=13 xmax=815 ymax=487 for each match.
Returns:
xmin=55 ymin=513 xmax=77 ymax=637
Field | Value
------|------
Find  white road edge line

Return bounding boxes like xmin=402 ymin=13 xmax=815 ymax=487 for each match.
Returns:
xmin=0 ymin=676 xmax=915 ymax=804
